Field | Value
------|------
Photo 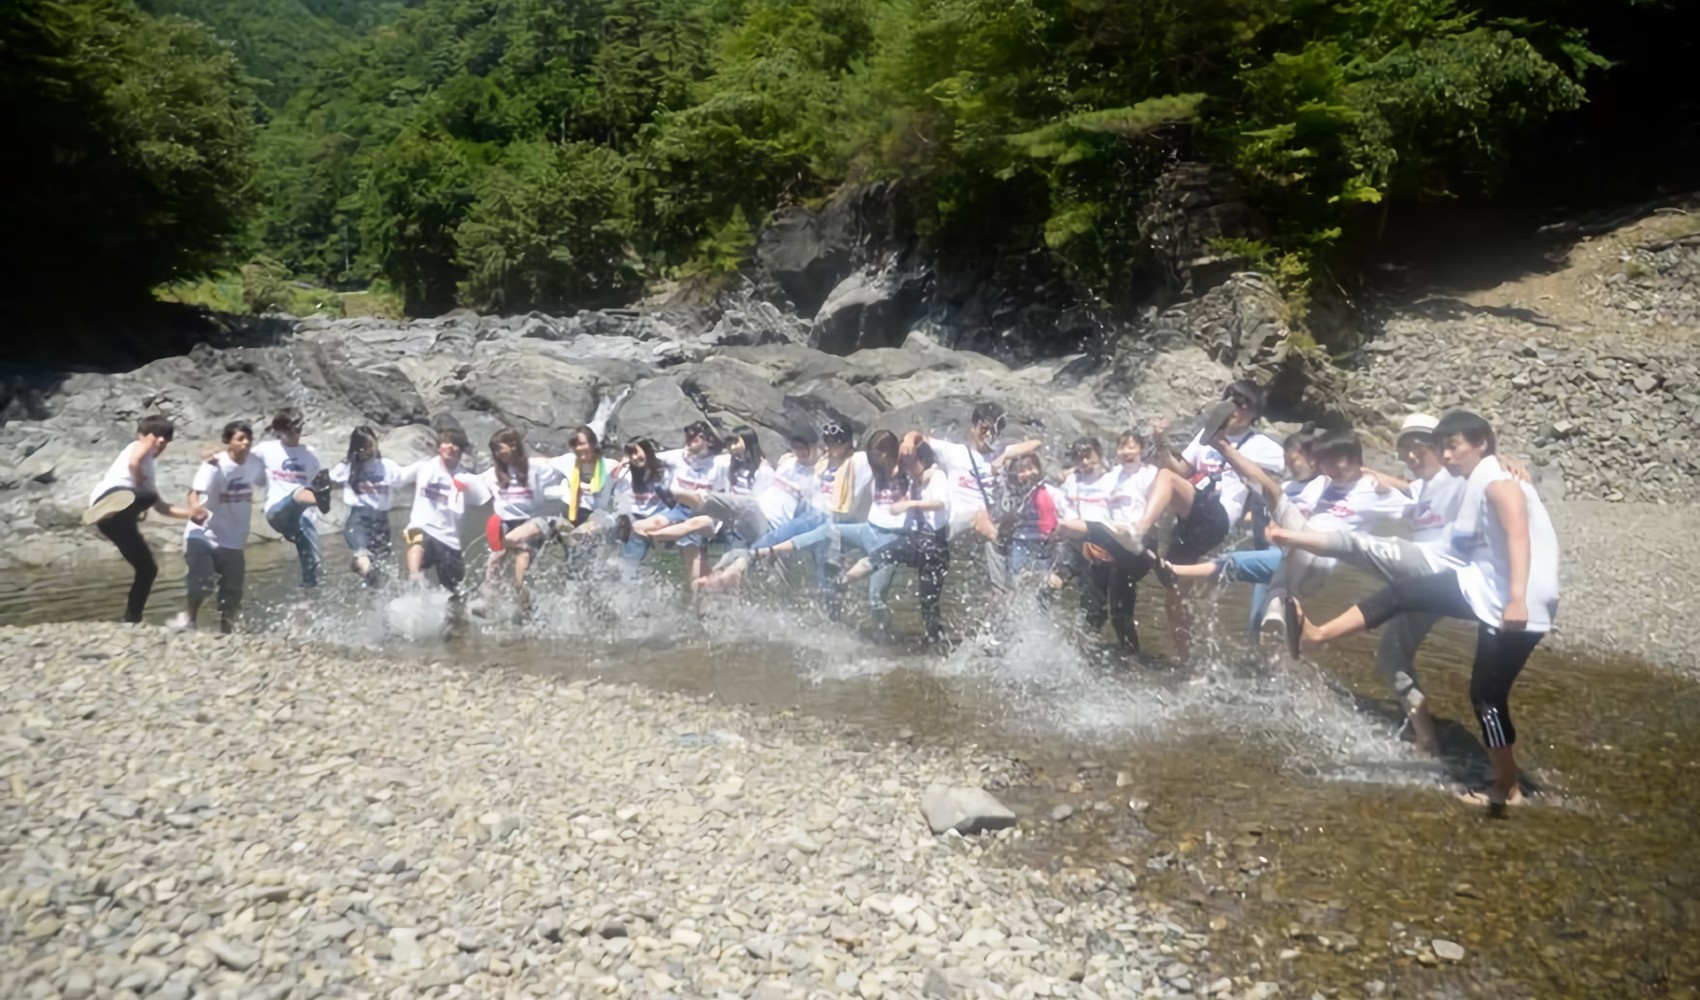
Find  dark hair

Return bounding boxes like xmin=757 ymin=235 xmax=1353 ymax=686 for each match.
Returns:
xmin=270 ymin=407 xmax=304 ymax=434
xmin=221 ymin=420 xmax=254 ymax=444
xmin=1282 ymin=423 xmax=1320 ymax=454
xmin=1069 ymin=436 xmax=1102 ymax=463
xmin=865 ymin=428 xmax=902 ymax=491
xmin=820 ymin=421 xmax=852 ymax=445
xmin=1434 ymin=410 xmax=1497 ymax=455
xmin=437 ymin=427 xmax=471 ymax=453
xmin=971 ymin=402 xmax=1007 ymax=431
xmin=1222 ymin=379 xmax=1265 ymax=416
xmin=136 ymin=414 xmax=175 ymax=441
xmin=914 ymin=441 xmax=937 ymax=469
xmin=788 ymin=424 xmax=819 ymax=446
xmin=489 ymin=428 xmax=528 ymax=489
xmin=683 ymin=420 xmax=723 ymax=453
xmin=570 ymin=425 xmax=601 ymax=456
xmin=625 ymin=437 xmax=666 ymax=492
xmin=1308 ymin=428 xmax=1363 ymax=466
xmin=345 ymin=426 xmax=380 ymax=486
xmin=729 ymin=425 xmax=765 ymax=486
xmin=1116 ymin=429 xmax=1146 ymax=453
xmin=1011 ymin=453 xmax=1042 ymax=474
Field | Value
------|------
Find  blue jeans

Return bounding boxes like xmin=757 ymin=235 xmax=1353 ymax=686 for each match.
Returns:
xmin=266 ymin=496 xmax=321 ymax=588
xmin=1006 ymin=539 xmax=1051 ymax=578
xmin=1216 ymin=547 xmax=1284 ymax=638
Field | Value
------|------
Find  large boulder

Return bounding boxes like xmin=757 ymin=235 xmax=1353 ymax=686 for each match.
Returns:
xmin=1138 ymin=162 xmax=1266 ymax=298
xmin=808 ymin=269 xmax=924 ymax=356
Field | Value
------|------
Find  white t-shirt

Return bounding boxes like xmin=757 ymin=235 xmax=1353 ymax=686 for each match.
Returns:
xmin=812 ymin=452 xmax=874 ymax=518
xmin=613 ymin=467 xmax=671 ymax=519
xmin=658 ymin=449 xmax=731 ymax=496
xmin=758 ymin=454 xmax=816 ymax=528
xmin=1101 ymin=464 xmax=1159 ymax=527
xmin=729 ymin=460 xmax=773 ymax=497
xmin=1283 ymin=477 xmax=1318 ymax=518
xmin=914 ymin=468 xmax=951 ymax=533
xmin=89 ymin=442 xmax=155 ymax=504
xmin=1449 ymin=456 xmax=1561 ymax=632
xmin=330 ymin=458 xmax=409 ymax=511
xmin=866 ymin=473 xmax=915 ymax=531
xmin=480 ymin=463 xmax=564 ymax=523
xmin=929 ymin=438 xmax=1003 ymax=517
xmin=252 ymin=440 xmax=322 ymax=512
xmin=1409 ymin=468 xmax=1466 ymax=544
xmin=545 ymin=455 xmax=616 ymax=516
xmin=1297 ymin=474 xmax=1414 ymax=534
xmin=404 ymin=459 xmax=493 ymax=549
xmin=1063 ymin=469 xmax=1109 ymax=524
xmin=1181 ymin=429 xmax=1285 ymax=524
xmin=184 ymin=453 xmax=265 ymax=550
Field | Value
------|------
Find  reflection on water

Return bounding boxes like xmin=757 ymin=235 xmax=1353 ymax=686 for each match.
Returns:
xmin=3 ymin=538 xmax=1697 ymax=996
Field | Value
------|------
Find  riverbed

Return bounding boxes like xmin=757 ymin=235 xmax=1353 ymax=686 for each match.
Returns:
xmin=3 ymin=535 xmax=1698 ymax=998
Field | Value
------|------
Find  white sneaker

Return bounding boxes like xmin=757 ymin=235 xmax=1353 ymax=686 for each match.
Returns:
xmin=83 ymin=489 xmax=137 ymax=525
xmin=165 ymin=612 xmax=194 ymax=631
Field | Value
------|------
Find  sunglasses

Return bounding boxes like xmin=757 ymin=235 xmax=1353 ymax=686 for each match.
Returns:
xmin=1227 ymin=393 xmax=1254 ymax=408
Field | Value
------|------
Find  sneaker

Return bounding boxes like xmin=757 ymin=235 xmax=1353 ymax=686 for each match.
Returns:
xmin=165 ymin=611 xmax=193 ymax=631
xmin=1198 ymin=399 xmax=1237 ymax=444
xmin=83 ymin=489 xmax=136 ymax=525
xmin=312 ymin=470 xmax=333 ymax=514
xmin=614 ymin=514 xmax=633 ymax=544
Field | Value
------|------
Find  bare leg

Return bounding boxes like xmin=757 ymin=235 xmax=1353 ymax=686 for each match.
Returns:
xmin=1293 ymin=599 xmax=1369 ymax=648
xmin=510 ymin=548 xmax=533 ymax=615
xmin=1264 ymin=525 xmax=1351 ymax=559
xmin=840 ymin=556 xmax=876 ymax=583
xmin=1165 ymin=584 xmax=1195 ymax=660
xmin=629 ymin=514 xmax=670 ymax=535
xmin=482 ymin=548 xmax=507 ymax=594
xmin=1132 ymin=469 xmax=1195 ymax=538
xmin=641 ymin=514 xmax=716 ymax=542
xmin=694 ymin=555 xmax=751 ymax=592
xmin=1165 ymin=560 xmax=1221 ymax=580
xmin=681 ymin=546 xmax=706 ymax=581
xmin=291 ymin=486 xmax=316 ymax=505
xmin=406 ymin=542 xmax=426 ymax=583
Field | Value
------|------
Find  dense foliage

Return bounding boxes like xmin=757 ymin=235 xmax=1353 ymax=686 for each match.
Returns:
xmin=9 ymin=0 xmax=1692 ymax=327
xmin=1 ymin=0 xmax=257 ymax=323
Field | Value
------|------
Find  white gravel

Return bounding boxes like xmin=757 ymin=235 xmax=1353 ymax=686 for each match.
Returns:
xmin=0 ymin=624 xmax=1253 ymax=1000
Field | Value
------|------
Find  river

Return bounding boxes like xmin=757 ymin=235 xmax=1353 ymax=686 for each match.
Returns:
xmin=3 ymin=536 xmax=1696 ymax=997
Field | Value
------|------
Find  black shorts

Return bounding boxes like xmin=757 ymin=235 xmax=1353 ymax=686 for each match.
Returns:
xmin=1166 ymin=490 xmax=1230 ymax=565
xmin=413 ymin=532 xmax=466 ymax=593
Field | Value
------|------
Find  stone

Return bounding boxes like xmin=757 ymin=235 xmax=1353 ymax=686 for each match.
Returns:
xmin=1432 ymin=939 xmax=1466 ymax=961
xmin=101 ymin=797 xmax=142 ymax=820
xmin=1049 ymin=804 xmax=1074 ymax=822
xmin=920 ymin=785 xmax=1017 ymax=836
xmin=201 ymin=934 xmax=259 ymax=972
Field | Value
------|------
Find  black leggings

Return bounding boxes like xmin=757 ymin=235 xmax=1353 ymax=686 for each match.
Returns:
xmin=95 ymin=491 xmax=158 ymax=623
xmin=1357 ymin=570 xmax=1545 ymax=749
xmin=1080 ymin=523 xmax=1152 ymax=651
xmin=873 ymin=529 xmax=950 ymax=642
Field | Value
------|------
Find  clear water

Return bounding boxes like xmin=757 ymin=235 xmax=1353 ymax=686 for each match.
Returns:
xmin=3 ymin=534 xmax=1697 ymax=996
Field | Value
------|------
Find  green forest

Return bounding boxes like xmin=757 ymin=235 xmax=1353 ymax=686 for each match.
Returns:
xmin=2 ymin=0 xmax=1693 ymax=328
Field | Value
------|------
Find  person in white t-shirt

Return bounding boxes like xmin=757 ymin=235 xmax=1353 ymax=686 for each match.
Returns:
xmin=177 ymin=420 xmax=265 ymax=633
xmin=251 ymin=408 xmax=332 ymax=591
xmin=900 ymin=401 xmax=1042 ymax=595
xmin=1038 ymin=437 xmax=1109 ymax=602
xmin=402 ymin=427 xmax=494 ymax=602
xmin=693 ymin=428 xmax=821 ymax=595
xmin=83 ymin=414 xmax=199 ymax=624
xmin=329 ymin=426 xmax=411 ymax=587
xmin=629 ymin=420 xmax=732 ymax=581
xmin=476 ymin=428 xmax=564 ymax=610
xmin=1293 ymin=411 xmax=1560 ymax=811
xmin=639 ymin=426 xmax=773 ymax=551
xmin=506 ymin=424 xmax=618 ymax=560
xmin=1262 ymin=413 xmax=1460 ymax=751
xmin=838 ymin=441 xmax=954 ymax=643
xmin=999 ymin=454 xmax=1064 ymax=579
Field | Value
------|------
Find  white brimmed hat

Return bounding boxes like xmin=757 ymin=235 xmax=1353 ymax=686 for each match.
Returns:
xmin=1398 ymin=413 xmax=1439 ymax=436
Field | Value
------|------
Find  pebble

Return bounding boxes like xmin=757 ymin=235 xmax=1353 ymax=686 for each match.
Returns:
xmin=1432 ymin=939 xmax=1466 ymax=961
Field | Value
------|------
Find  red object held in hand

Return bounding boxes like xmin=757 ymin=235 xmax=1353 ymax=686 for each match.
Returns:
xmin=485 ymin=513 xmax=504 ymax=552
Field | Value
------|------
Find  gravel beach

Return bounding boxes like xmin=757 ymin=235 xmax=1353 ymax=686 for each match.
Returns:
xmin=0 ymin=624 xmax=1248 ymax=1000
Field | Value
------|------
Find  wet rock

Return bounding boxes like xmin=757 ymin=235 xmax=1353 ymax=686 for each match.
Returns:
xmin=1432 ymin=939 xmax=1466 ymax=961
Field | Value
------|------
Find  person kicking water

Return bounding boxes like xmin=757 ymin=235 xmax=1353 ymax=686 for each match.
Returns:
xmin=1288 ymin=411 xmax=1560 ymax=812
xmin=1258 ymin=414 xmax=1463 ymax=751
xmin=1148 ymin=381 xmax=1281 ymax=658
xmin=329 ymin=426 xmax=407 ymax=587
xmin=252 ymin=408 xmax=332 ymax=591
xmin=401 ymin=428 xmax=493 ymax=629
xmin=83 ymin=415 xmax=200 ymax=623
xmin=173 ymin=420 xmax=265 ymax=633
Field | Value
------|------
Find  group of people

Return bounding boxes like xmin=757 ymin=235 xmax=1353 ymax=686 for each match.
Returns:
xmin=84 ymin=380 xmax=1560 ymax=809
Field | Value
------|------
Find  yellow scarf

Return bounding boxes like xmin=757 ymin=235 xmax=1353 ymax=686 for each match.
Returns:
xmin=815 ymin=453 xmax=855 ymax=514
xmin=568 ymin=458 xmax=606 ymax=522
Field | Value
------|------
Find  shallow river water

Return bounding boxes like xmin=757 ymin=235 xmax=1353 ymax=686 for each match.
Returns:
xmin=4 ymin=538 xmax=1697 ymax=998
